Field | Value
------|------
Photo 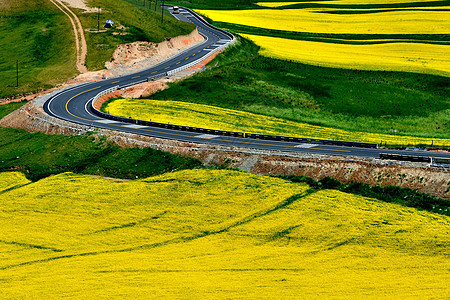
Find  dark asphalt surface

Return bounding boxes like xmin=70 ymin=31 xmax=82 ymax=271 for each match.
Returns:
xmin=44 ymin=5 xmax=450 ymax=162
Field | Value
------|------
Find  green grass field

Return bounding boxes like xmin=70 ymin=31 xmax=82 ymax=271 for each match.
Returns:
xmin=0 ymin=0 xmax=77 ymax=98
xmin=126 ymin=0 xmax=448 ymax=143
xmin=0 ymin=0 xmax=194 ymax=98
xmin=79 ymin=0 xmax=195 ymax=70
xmin=0 ymin=169 xmax=449 ymax=298
xmin=0 ymin=126 xmax=202 ymax=181
xmin=0 ymin=99 xmax=201 ymax=181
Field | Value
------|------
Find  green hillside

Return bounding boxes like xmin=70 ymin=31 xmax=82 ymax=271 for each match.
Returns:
xmin=0 ymin=170 xmax=449 ymax=298
xmin=0 ymin=0 xmax=195 ymax=98
xmin=81 ymin=0 xmax=195 ymax=69
xmin=0 ymin=0 xmax=77 ymax=98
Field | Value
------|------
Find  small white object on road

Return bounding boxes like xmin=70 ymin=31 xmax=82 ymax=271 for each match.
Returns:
xmin=196 ymin=134 xmax=220 ymax=139
xmin=295 ymin=143 xmax=319 ymax=148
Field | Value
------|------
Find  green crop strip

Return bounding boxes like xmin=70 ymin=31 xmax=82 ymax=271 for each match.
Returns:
xmin=216 ymin=22 xmax=450 ymax=45
xmin=275 ymin=0 xmax=449 ymax=9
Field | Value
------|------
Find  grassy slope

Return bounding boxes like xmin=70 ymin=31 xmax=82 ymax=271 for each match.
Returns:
xmin=0 ymin=0 xmax=195 ymax=98
xmin=0 ymin=0 xmax=77 ymax=98
xmin=80 ymin=0 xmax=196 ymax=70
xmin=0 ymin=127 xmax=201 ymax=181
xmin=0 ymin=102 xmax=201 ymax=181
xmin=0 ymin=170 xmax=449 ymax=298
xmin=149 ymin=37 xmax=449 ymax=142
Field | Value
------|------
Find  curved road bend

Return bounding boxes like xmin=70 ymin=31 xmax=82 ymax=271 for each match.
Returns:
xmin=44 ymin=6 xmax=450 ymax=162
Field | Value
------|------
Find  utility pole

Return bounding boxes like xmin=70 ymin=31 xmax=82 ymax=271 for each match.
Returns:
xmin=97 ymin=7 xmax=100 ymax=31
xmin=16 ymin=60 xmax=19 ymax=87
xmin=161 ymin=0 xmax=164 ymax=23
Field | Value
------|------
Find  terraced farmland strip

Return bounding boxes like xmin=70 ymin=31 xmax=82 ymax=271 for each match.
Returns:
xmin=196 ymin=8 xmax=450 ymax=34
xmin=256 ymin=0 xmax=445 ymax=7
xmin=217 ymin=22 xmax=450 ymax=45
xmin=104 ymin=99 xmax=450 ymax=148
xmin=241 ymin=33 xmax=450 ymax=76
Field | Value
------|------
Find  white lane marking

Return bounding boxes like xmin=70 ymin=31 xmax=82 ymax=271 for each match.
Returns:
xmin=85 ymin=98 xmax=100 ymax=119
xmin=196 ymin=134 xmax=220 ymax=139
xmin=46 ymin=82 xmax=93 ymax=116
xmin=295 ymin=143 xmax=319 ymax=148
xmin=97 ymin=119 xmax=120 ymax=124
xmin=120 ymin=124 xmax=148 ymax=129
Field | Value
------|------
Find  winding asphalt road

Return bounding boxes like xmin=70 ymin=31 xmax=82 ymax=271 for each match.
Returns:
xmin=44 ymin=5 xmax=450 ymax=162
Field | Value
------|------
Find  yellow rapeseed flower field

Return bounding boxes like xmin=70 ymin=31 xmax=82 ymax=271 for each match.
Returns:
xmin=197 ymin=8 xmax=450 ymax=35
xmin=105 ymin=99 xmax=450 ymax=147
xmin=256 ymin=1 xmax=300 ymax=7
xmin=0 ymin=171 xmax=449 ymax=298
xmin=242 ymin=33 xmax=450 ymax=76
xmin=257 ymin=0 xmax=443 ymax=7
xmin=0 ymin=171 xmax=30 ymax=192
xmin=196 ymin=5 xmax=450 ymax=75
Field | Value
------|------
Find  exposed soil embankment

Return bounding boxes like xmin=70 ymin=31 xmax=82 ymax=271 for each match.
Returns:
xmin=104 ymin=28 xmax=204 ymax=77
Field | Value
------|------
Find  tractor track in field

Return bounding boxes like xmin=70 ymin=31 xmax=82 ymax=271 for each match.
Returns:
xmin=49 ymin=0 xmax=88 ymax=73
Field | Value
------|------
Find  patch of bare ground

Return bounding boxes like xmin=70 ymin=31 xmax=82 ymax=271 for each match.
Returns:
xmin=61 ymin=0 xmax=96 ymax=13
xmin=50 ymin=0 xmax=88 ymax=73
xmin=104 ymin=28 xmax=204 ymax=77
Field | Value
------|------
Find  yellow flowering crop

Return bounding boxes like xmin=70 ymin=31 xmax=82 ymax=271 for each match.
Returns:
xmin=241 ymin=33 xmax=450 ymax=76
xmin=196 ymin=8 xmax=450 ymax=35
xmin=1 ymin=171 xmax=449 ymax=298
xmin=0 ymin=171 xmax=30 ymax=192
xmin=257 ymin=0 xmax=442 ymax=7
xmin=105 ymin=99 xmax=450 ymax=147
xmin=195 ymin=6 xmax=450 ymax=75
xmin=256 ymin=1 xmax=301 ymax=7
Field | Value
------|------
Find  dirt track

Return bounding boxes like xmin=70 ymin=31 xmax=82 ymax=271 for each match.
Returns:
xmin=49 ymin=0 xmax=87 ymax=73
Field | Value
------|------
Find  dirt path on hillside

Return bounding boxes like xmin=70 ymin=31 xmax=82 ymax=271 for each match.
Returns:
xmin=49 ymin=0 xmax=88 ymax=73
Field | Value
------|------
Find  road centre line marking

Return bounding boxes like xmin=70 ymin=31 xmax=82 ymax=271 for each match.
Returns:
xmin=176 ymin=62 xmax=181 ymax=64
xmin=165 ymin=66 xmax=170 ymax=69
xmin=111 ymin=81 xmax=120 ymax=84
xmin=65 ymin=86 xmax=101 ymax=121
xmin=131 ymin=76 xmax=140 ymax=79
xmin=151 ymin=71 xmax=157 ymax=74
